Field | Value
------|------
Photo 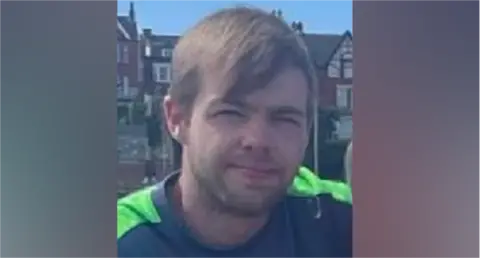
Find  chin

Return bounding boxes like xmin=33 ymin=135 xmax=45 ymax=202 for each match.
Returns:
xmin=222 ymin=191 xmax=285 ymax=216
xmin=224 ymin=200 xmax=271 ymax=217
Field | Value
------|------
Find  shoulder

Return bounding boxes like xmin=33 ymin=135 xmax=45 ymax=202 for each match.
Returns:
xmin=288 ymin=166 xmax=352 ymax=226
xmin=284 ymin=196 xmax=352 ymax=257
xmin=286 ymin=170 xmax=352 ymax=228
xmin=117 ymin=186 xmax=161 ymax=240
xmin=286 ymin=167 xmax=352 ymax=257
xmin=289 ymin=166 xmax=352 ymax=205
xmin=119 ymin=176 xmax=192 ymax=257
xmin=117 ymin=186 xmax=167 ymax=255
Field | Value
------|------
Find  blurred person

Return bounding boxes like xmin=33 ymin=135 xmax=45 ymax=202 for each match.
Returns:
xmin=142 ymin=94 xmax=161 ymax=184
xmin=117 ymin=6 xmax=352 ymax=257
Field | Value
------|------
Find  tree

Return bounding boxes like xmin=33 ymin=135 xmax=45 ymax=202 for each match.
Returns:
xmin=271 ymin=9 xmax=283 ymax=19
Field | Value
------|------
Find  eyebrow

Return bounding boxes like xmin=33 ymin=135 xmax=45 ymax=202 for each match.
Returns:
xmin=269 ymin=106 xmax=306 ymax=118
xmin=210 ymin=97 xmax=305 ymax=118
xmin=211 ymin=97 xmax=248 ymax=109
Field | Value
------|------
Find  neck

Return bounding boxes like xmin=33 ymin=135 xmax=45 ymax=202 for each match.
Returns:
xmin=172 ymin=171 xmax=269 ymax=247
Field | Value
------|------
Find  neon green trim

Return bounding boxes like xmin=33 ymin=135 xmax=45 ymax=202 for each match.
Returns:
xmin=117 ymin=185 xmax=161 ymax=239
xmin=288 ymin=166 xmax=352 ymax=205
xmin=117 ymin=167 xmax=351 ymax=240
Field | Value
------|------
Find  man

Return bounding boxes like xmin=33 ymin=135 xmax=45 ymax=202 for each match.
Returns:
xmin=143 ymin=93 xmax=160 ymax=184
xmin=118 ymin=6 xmax=352 ymax=257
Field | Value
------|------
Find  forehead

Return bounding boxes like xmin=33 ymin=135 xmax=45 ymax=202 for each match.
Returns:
xmin=201 ymin=67 xmax=309 ymax=110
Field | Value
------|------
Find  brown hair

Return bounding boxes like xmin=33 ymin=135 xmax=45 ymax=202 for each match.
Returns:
xmin=169 ymin=6 xmax=317 ymax=121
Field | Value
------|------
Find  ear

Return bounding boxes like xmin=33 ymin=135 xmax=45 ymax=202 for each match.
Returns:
xmin=163 ymin=95 xmax=189 ymax=145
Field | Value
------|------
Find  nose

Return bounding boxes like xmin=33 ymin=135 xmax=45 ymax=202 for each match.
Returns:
xmin=240 ymin=118 xmax=272 ymax=154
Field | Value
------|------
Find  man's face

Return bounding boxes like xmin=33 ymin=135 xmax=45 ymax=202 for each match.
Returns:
xmin=167 ymin=67 xmax=310 ymax=216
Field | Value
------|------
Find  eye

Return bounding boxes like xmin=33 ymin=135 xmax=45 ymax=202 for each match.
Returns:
xmin=216 ymin=109 xmax=244 ymax=117
xmin=275 ymin=117 xmax=301 ymax=126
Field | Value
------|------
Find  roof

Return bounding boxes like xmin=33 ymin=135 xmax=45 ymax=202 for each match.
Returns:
xmin=117 ymin=16 xmax=138 ymax=41
xmin=143 ymin=35 xmax=179 ymax=58
xmin=149 ymin=35 xmax=180 ymax=48
xmin=142 ymin=31 xmax=352 ymax=67
xmin=302 ymin=31 xmax=351 ymax=68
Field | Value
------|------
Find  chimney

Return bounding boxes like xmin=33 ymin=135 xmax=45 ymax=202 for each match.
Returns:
xmin=271 ymin=9 xmax=283 ymax=19
xmin=292 ymin=21 xmax=304 ymax=35
xmin=297 ymin=21 xmax=304 ymax=33
xmin=291 ymin=21 xmax=298 ymax=30
xmin=143 ymin=28 xmax=152 ymax=38
xmin=129 ymin=1 xmax=135 ymax=22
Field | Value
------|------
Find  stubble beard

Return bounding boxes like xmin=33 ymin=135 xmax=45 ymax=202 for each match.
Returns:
xmin=192 ymin=164 xmax=288 ymax=218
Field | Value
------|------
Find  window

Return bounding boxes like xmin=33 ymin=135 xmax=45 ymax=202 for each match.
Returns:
xmin=336 ymin=84 xmax=353 ymax=110
xmin=145 ymin=43 xmax=151 ymax=57
xmin=161 ymin=48 xmax=173 ymax=58
xmin=122 ymin=45 xmax=129 ymax=64
xmin=153 ymin=63 xmax=172 ymax=82
xmin=159 ymin=67 xmax=168 ymax=80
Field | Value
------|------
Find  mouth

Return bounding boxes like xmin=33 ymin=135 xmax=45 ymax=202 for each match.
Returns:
xmin=228 ymin=164 xmax=277 ymax=180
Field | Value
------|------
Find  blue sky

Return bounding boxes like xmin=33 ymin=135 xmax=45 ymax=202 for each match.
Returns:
xmin=117 ymin=1 xmax=352 ymax=35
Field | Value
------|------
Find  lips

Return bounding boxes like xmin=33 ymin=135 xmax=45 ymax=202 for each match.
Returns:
xmin=229 ymin=164 xmax=277 ymax=179
xmin=230 ymin=163 xmax=275 ymax=171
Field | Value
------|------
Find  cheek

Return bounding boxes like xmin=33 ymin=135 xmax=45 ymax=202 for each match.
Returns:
xmin=274 ymin=126 xmax=308 ymax=150
xmin=189 ymin=118 xmax=233 ymax=157
xmin=203 ymin=116 xmax=241 ymax=144
xmin=274 ymin=130 xmax=308 ymax=166
xmin=283 ymin=144 xmax=306 ymax=166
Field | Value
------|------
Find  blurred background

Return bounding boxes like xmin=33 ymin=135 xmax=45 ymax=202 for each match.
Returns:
xmin=116 ymin=1 xmax=353 ymax=198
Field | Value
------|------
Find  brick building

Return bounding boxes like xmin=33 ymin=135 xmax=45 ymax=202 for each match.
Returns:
xmin=302 ymin=29 xmax=353 ymax=140
xmin=140 ymin=30 xmax=178 ymax=99
xmin=117 ymin=2 xmax=141 ymax=100
xmin=116 ymin=3 xmax=143 ymax=124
